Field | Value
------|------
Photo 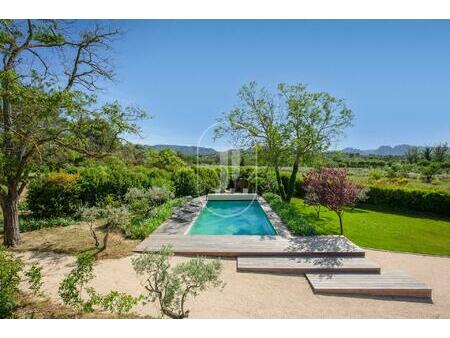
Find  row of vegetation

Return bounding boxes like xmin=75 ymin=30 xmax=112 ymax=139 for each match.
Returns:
xmin=0 ymin=245 xmax=223 ymax=319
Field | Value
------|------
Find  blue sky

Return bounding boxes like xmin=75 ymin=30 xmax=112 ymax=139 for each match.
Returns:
xmin=101 ymin=20 xmax=450 ymax=150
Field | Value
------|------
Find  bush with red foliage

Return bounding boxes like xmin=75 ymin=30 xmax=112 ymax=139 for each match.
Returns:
xmin=303 ymin=168 xmax=362 ymax=235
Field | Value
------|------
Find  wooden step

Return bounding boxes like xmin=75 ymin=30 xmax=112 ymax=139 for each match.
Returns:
xmin=135 ymin=235 xmax=365 ymax=257
xmin=306 ymin=271 xmax=432 ymax=299
xmin=237 ymin=256 xmax=380 ymax=273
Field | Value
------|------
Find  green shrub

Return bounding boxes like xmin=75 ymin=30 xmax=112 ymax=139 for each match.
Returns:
xmin=149 ymin=172 xmax=174 ymax=192
xmin=20 ymin=216 xmax=76 ymax=232
xmin=125 ymin=186 xmax=174 ymax=219
xmin=368 ymin=168 xmax=384 ymax=182
xmin=173 ymin=168 xmax=197 ymax=197
xmin=248 ymin=169 xmax=278 ymax=194
xmin=58 ymin=252 xmax=140 ymax=314
xmin=24 ymin=263 xmax=43 ymax=296
xmin=76 ymin=163 xmax=152 ymax=206
xmin=27 ymin=172 xmax=81 ymax=218
xmin=194 ymin=167 xmax=220 ymax=195
xmin=28 ymin=161 xmax=155 ymax=218
xmin=58 ymin=252 xmax=96 ymax=312
xmin=365 ymin=186 xmax=450 ymax=216
xmin=123 ymin=198 xmax=184 ymax=239
xmin=262 ymin=193 xmax=316 ymax=235
xmin=148 ymin=186 xmax=175 ymax=206
xmin=124 ymin=187 xmax=153 ymax=218
xmin=0 ymin=246 xmax=23 ymax=318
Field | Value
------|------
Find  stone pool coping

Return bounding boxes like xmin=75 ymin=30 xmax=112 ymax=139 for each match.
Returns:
xmin=153 ymin=194 xmax=292 ymax=238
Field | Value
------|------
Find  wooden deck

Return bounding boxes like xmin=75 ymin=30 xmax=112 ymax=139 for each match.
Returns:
xmin=306 ymin=271 xmax=432 ymax=299
xmin=135 ymin=194 xmax=432 ymax=300
xmin=134 ymin=234 xmax=366 ymax=257
xmin=237 ymin=256 xmax=380 ymax=273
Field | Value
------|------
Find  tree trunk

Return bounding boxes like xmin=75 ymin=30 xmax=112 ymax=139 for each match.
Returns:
xmin=274 ymin=165 xmax=287 ymax=201
xmin=338 ymin=212 xmax=344 ymax=235
xmin=2 ymin=194 xmax=21 ymax=246
xmin=286 ymin=152 xmax=301 ymax=203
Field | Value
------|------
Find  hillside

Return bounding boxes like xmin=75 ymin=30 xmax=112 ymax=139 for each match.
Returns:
xmin=342 ymin=144 xmax=424 ymax=156
xmin=150 ymin=144 xmax=217 ymax=156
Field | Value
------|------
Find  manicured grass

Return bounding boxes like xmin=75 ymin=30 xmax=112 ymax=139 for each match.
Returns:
xmin=291 ymin=198 xmax=450 ymax=256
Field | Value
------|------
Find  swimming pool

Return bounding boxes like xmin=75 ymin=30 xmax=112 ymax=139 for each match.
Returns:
xmin=188 ymin=200 xmax=277 ymax=235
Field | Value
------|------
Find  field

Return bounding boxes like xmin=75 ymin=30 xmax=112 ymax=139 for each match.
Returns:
xmin=291 ymin=198 xmax=450 ymax=256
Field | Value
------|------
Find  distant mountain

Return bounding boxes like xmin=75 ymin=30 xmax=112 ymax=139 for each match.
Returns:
xmin=150 ymin=144 xmax=217 ymax=156
xmin=341 ymin=144 xmax=423 ymax=156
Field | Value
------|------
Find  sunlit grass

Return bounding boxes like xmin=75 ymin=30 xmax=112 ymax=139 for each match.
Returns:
xmin=291 ymin=198 xmax=450 ymax=256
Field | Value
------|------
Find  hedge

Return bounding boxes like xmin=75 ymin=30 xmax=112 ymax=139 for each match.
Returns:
xmin=172 ymin=167 xmax=220 ymax=197
xmin=27 ymin=172 xmax=81 ymax=218
xmin=27 ymin=163 xmax=170 ymax=218
xmin=365 ymin=186 xmax=450 ymax=217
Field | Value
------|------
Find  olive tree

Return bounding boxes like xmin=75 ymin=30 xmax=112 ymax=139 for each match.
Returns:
xmin=132 ymin=245 xmax=224 ymax=319
xmin=0 ymin=20 xmax=145 ymax=246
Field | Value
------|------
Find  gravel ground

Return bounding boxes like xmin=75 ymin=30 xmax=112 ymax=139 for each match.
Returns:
xmin=17 ymin=248 xmax=450 ymax=318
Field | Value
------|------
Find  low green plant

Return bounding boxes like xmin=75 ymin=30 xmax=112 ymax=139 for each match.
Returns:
xmin=368 ymin=168 xmax=384 ymax=182
xmin=24 ymin=263 xmax=43 ymax=296
xmin=123 ymin=198 xmax=184 ymax=239
xmin=132 ymin=245 xmax=224 ymax=319
xmin=0 ymin=246 xmax=23 ymax=318
xmin=20 ymin=216 xmax=76 ymax=232
xmin=58 ymin=252 xmax=96 ymax=312
xmin=58 ymin=252 xmax=140 ymax=315
xmin=99 ymin=291 xmax=141 ymax=315
xmin=263 ymin=193 xmax=316 ymax=235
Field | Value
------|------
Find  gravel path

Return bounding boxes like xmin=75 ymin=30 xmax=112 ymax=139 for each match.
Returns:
xmin=17 ymin=249 xmax=450 ymax=318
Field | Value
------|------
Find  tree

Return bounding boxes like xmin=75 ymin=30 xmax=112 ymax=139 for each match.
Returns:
xmin=420 ymin=162 xmax=441 ymax=183
xmin=144 ymin=148 xmax=186 ymax=171
xmin=432 ymin=142 xmax=448 ymax=162
xmin=405 ymin=147 xmax=420 ymax=164
xmin=304 ymin=168 xmax=362 ymax=235
xmin=0 ymin=20 xmax=146 ymax=246
xmin=279 ymin=84 xmax=353 ymax=202
xmin=215 ymin=82 xmax=353 ymax=203
xmin=214 ymin=82 xmax=289 ymax=199
xmin=423 ymin=146 xmax=433 ymax=161
xmin=132 ymin=245 xmax=224 ymax=319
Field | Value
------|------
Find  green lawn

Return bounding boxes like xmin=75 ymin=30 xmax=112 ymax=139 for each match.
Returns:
xmin=291 ymin=198 xmax=450 ymax=256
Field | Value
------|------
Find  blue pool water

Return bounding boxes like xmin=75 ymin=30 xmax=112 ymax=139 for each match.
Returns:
xmin=188 ymin=200 xmax=277 ymax=235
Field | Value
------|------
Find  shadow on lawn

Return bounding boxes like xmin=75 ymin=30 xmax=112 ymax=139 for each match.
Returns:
xmin=357 ymin=203 xmax=450 ymax=222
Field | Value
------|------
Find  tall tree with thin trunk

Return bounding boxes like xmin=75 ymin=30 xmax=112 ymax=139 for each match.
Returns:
xmin=214 ymin=82 xmax=289 ymax=200
xmin=0 ymin=20 xmax=146 ymax=246
xmin=215 ymin=82 xmax=353 ymax=203
xmin=279 ymin=84 xmax=353 ymax=202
